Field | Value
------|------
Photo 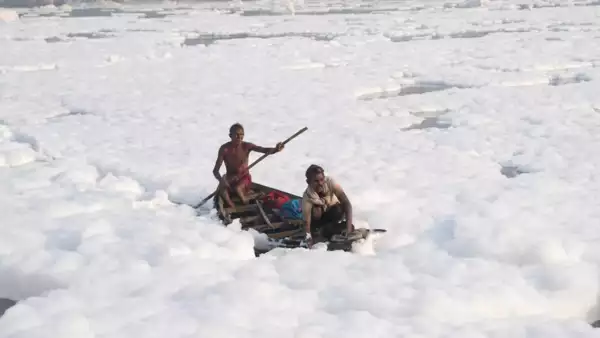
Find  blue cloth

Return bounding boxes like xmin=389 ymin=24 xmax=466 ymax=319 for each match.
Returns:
xmin=280 ymin=199 xmax=303 ymax=220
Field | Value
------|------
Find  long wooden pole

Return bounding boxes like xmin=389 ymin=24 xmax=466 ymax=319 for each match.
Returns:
xmin=193 ymin=126 xmax=308 ymax=209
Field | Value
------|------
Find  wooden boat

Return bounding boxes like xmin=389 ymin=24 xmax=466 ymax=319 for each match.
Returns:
xmin=212 ymin=182 xmax=308 ymax=255
xmin=212 ymin=182 xmax=387 ymax=255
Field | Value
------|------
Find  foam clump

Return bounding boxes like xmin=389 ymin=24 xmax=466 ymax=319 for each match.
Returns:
xmin=97 ymin=172 xmax=146 ymax=199
xmin=0 ymin=142 xmax=37 ymax=168
xmin=51 ymin=162 xmax=99 ymax=188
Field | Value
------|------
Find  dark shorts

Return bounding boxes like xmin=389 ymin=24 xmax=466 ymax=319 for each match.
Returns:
xmin=312 ymin=204 xmax=346 ymax=240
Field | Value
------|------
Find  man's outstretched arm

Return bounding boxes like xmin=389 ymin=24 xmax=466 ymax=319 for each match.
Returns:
xmin=250 ymin=142 xmax=284 ymax=154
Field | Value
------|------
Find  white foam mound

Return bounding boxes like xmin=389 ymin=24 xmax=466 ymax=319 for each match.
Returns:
xmin=0 ymin=9 xmax=18 ymax=23
xmin=0 ymin=142 xmax=37 ymax=167
xmin=0 ymin=156 xmax=257 ymax=302
xmin=0 ymin=126 xmax=38 ymax=167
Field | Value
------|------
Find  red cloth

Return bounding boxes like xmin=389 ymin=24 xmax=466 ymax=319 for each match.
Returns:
xmin=262 ymin=190 xmax=290 ymax=209
xmin=225 ymin=172 xmax=252 ymax=193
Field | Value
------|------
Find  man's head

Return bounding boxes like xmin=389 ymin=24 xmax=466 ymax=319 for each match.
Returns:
xmin=305 ymin=164 xmax=325 ymax=193
xmin=229 ymin=123 xmax=244 ymax=144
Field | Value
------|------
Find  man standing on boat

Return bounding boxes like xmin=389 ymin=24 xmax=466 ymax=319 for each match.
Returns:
xmin=212 ymin=123 xmax=284 ymax=208
xmin=302 ymin=164 xmax=354 ymax=246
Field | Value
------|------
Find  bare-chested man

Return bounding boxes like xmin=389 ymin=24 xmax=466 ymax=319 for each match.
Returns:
xmin=213 ymin=123 xmax=284 ymax=207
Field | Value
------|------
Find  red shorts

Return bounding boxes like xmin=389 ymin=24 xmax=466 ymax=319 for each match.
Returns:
xmin=226 ymin=173 xmax=252 ymax=193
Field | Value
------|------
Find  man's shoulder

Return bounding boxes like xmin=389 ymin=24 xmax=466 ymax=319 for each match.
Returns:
xmin=301 ymin=187 xmax=311 ymax=200
xmin=325 ymin=175 xmax=337 ymax=185
xmin=242 ymin=141 xmax=256 ymax=150
xmin=301 ymin=186 xmax=316 ymax=204
xmin=325 ymin=176 xmax=342 ymax=191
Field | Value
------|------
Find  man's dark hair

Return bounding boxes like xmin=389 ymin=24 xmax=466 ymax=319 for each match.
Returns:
xmin=305 ymin=164 xmax=324 ymax=180
xmin=229 ymin=123 xmax=243 ymax=135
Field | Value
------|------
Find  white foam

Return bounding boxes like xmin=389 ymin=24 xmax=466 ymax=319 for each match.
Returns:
xmin=2 ymin=2 xmax=600 ymax=337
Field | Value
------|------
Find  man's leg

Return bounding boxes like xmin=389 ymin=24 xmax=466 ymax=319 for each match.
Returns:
xmin=310 ymin=205 xmax=325 ymax=238
xmin=235 ymin=184 xmax=249 ymax=204
xmin=218 ymin=181 xmax=235 ymax=208
xmin=319 ymin=204 xmax=346 ymax=239
xmin=312 ymin=205 xmax=323 ymax=220
xmin=233 ymin=174 xmax=252 ymax=204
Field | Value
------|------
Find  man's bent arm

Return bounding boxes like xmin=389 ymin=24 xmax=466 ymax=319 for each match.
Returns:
xmin=333 ymin=185 xmax=353 ymax=231
xmin=212 ymin=146 xmax=224 ymax=181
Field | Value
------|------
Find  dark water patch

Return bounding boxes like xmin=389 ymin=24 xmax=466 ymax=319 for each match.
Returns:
xmin=402 ymin=117 xmax=452 ymax=130
xmin=15 ymin=6 xmax=186 ymax=19
xmin=448 ymin=30 xmax=490 ymax=38
xmin=500 ymin=164 xmax=532 ymax=178
xmin=48 ymin=109 xmax=96 ymax=121
xmin=183 ymin=31 xmax=338 ymax=46
xmin=388 ymin=28 xmax=534 ymax=43
xmin=548 ymin=73 xmax=592 ymax=86
xmin=66 ymin=32 xmax=115 ymax=39
xmin=0 ymin=298 xmax=17 ymax=318
xmin=398 ymin=82 xmax=455 ymax=96
xmin=45 ymin=36 xmax=67 ymax=43
xmin=141 ymin=11 xmax=168 ymax=18
xmin=357 ymin=81 xmax=470 ymax=101
xmin=126 ymin=28 xmax=161 ymax=32
xmin=240 ymin=7 xmax=399 ymax=16
xmin=68 ymin=7 xmax=117 ymax=17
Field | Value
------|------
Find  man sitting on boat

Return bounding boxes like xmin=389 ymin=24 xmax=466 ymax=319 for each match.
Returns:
xmin=212 ymin=123 xmax=284 ymax=207
xmin=302 ymin=164 xmax=354 ymax=244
